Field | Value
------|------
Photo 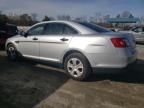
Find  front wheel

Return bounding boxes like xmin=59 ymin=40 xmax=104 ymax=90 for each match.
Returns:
xmin=7 ymin=44 xmax=18 ymax=61
xmin=64 ymin=53 xmax=92 ymax=81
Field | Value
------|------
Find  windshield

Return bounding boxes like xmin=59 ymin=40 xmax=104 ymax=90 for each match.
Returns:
xmin=79 ymin=22 xmax=111 ymax=33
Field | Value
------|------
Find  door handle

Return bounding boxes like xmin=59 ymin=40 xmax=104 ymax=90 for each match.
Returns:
xmin=60 ymin=38 xmax=69 ymax=41
xmin=33 ymin=37 xmax=38 ymax=40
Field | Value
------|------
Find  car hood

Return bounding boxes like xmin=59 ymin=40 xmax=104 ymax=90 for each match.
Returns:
xmin=6 ymin=35 xmax=20 ymax=43
xmin=10 ymin=35 xmax=20 ymax=38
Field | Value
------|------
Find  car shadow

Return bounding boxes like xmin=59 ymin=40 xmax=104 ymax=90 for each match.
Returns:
xmin=0 ymin=54 xmax=69 ymax=108
xmin=1 ymin=51 xmax=144 ymax=108
xmin=87 ymin=59 xmax=144 ymax=84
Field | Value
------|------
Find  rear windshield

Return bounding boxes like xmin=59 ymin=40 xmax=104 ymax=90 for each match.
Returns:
xmin=79 ymin=22 xmax=111 ymax=33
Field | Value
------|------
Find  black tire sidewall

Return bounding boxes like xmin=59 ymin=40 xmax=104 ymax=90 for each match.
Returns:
xmin=7 ymin=44 xmax=18 ymax=61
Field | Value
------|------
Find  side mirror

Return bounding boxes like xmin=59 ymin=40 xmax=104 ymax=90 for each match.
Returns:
xmin=24 ymin=32 xmax=28 ymax=37
xmin=19 ymin=30 xmax=28 ymax=37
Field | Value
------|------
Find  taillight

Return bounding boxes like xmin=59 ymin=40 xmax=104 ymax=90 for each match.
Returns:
xmin=111 ymin=38 xmax=127 ymax=48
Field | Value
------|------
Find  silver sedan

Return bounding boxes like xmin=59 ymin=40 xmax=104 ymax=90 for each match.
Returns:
xmin=6 ymin=21 xmax=137 ymax=80
xmin=119 ymin=26 xmax=144 ymax=44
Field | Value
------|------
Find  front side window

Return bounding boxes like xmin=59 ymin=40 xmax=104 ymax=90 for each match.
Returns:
xmin=27 ymin=24 xmax=45 ymax=36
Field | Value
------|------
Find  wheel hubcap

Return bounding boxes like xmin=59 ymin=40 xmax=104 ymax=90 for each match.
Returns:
xmin=67 ymin=58 xmax=84 ymax=77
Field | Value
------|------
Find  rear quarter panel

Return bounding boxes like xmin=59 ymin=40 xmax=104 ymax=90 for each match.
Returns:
xmin=68 ymin=35 xmax=113 ymax=54
xmin=62 ymin=35 xmax=115 ymax=67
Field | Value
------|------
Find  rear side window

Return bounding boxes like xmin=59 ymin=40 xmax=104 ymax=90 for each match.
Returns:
xmin=44 ymin=23 xmax=63 ymax=35
xmin=63 ymin=25 xmax=78 ymax=34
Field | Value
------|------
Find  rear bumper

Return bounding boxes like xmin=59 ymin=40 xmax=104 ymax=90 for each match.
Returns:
xmin=92 ymin=59 xmax=137 ymax=73
xmin=86 ymin=50 xmax=137 ymax=69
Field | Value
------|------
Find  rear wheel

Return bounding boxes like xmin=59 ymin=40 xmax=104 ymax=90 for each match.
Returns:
xmin=7 ymin=44 xmax=18 ymax=61
xmin=64 ymin=53 xmax=92 ymax=81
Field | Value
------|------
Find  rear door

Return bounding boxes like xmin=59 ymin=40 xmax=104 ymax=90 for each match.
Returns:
xmin=39 ymin=22 xmax=78 ymax=62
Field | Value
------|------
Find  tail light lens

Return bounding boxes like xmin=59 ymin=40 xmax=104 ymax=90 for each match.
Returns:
xmin=111 ymin=38 xmax=127 ymax=48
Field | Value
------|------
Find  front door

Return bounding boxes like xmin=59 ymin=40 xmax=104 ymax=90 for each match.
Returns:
xmin=18 ymin=24 xmax=45 ymax=59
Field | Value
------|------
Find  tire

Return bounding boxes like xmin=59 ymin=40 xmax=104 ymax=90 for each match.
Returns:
xmin=7 ymin=44 xmax=18 ymax=61
xmin=64 ymin=53 xmax=92 ymax=81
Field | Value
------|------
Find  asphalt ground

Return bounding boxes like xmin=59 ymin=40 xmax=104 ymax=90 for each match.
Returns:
xmin=0 ymin=45 xmax=144 ymax=108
